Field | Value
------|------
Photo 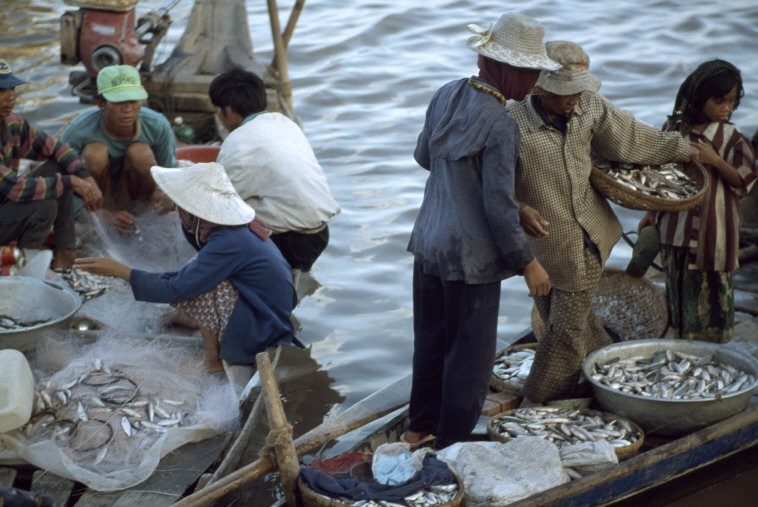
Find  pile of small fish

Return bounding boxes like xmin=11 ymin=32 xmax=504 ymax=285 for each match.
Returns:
xmin=56 ymin=268 xmax=113 ymax=301
xmin=332 ymin=483 xmax=459 ymax=507
xmin=21 ymin=358 xmax=188 ymax=465
xmin=595 ymin=161 xmax=700 ymax=200
xmin=489 ymin=406 xmax=640 ymax=450
xmin=589 ymin=349 xmax=756 ymax=400
xmin=0 ymin=314 xmax=51 ymax=330
xmin=492 ymin=347 xmax=535 ymax=390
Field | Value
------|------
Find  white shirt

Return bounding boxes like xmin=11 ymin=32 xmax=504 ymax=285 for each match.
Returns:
xmin=217 ymin=112 xmax=340 ymax=233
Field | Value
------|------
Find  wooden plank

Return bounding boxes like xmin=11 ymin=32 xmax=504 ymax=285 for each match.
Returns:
xmin=74 ymin=434 xmax=227 ymax=507
xmin=31 ymin=470 xmax=75 ymax=507
xmin=508 ymin=406 xmax=758 ymax=506
xmin=0 ymin=466 xmax=17 ymax=488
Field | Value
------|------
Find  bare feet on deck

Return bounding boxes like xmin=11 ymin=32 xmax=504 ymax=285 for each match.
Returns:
xmin=202 ymin=355 xmax=225 ymax=374
xmin=401 ymin=430 xmax=436 ymax=448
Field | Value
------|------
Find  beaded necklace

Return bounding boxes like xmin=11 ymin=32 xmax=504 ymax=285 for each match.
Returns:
xmin=467 ymin=78 xmax=506 ymax=107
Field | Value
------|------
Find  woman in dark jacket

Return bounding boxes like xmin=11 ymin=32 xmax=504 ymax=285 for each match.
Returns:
xmin=75 ymin=161 xmax=296 ymax=372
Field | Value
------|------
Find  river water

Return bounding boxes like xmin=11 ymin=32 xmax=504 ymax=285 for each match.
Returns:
xmin=3 ymin=0 xmax=758 ymax=415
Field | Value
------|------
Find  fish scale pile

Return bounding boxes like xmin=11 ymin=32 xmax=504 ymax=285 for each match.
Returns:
xmin=329 ymin=483 xmax=459 ymax=507
xmin=596 ymin=161 xmax=700 ymax=200
xmin=20 ymin=358 xmax=188 ymax=466
xmin=492 ymin=347 xmax=534 ymax=390
xmin=590 ymin=349 xmax=756 ymax=400
xmin=490 ymin=406 xmax=640 ymax=449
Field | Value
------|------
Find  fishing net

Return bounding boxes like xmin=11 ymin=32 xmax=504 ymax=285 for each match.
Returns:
xmin=0 ymin=333 xmax=239 ymax=491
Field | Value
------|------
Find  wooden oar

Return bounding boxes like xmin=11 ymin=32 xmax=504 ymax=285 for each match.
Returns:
xmin=173 ymin=372 xmax=412 ymax=506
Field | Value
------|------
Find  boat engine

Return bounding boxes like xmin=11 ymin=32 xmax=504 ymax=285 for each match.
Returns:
xmin=60 ymin=0 xmax=175 ymax=101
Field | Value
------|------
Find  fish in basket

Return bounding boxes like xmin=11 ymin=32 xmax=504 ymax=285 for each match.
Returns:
xmin=589 ymin=156 xmax=709 ymax=212
xmin=486 ymin=406 xmax=644 ymax=461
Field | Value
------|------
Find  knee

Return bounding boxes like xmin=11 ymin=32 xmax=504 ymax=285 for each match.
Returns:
xmin=125 ymin=142 xmax=157 ymax=173
xmin=81 ymin=143 xmax=110 ymax=178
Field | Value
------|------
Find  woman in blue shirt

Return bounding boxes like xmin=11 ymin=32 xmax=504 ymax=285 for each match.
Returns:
xmin=75 ymin=162 xmax=296 ymax=372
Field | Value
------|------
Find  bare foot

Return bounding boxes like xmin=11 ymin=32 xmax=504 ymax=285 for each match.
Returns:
xmin=203 ymin=356 xmax=225 ymax=373
xmin=519 ymin=397 xmax=543 ymax=408
xmin=402 ymin=430 xmax=432 ymax=444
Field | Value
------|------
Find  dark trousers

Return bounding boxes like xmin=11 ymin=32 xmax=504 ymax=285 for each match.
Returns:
xmin=409 ymin=261 xmax=500 ymax=448
xmin=0 ymin=161 xmax=75 ymax=250
xmin=271 ymin=225 xmax=329 ymax=271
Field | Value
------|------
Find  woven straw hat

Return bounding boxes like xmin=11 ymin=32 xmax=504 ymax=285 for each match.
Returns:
xmin=150 ymin=162 xmax=255 ymax=226
xmin=536 ymin=40 xmax=601 ymax=95
xmin=466 ymin=13 xmax=560 ymax=71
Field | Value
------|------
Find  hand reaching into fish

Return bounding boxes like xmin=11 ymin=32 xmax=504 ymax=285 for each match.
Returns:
xmin=74 ymin=257 xmax=132 ymax=282
xmin=519 ymin=204 xmax=550 ymax=237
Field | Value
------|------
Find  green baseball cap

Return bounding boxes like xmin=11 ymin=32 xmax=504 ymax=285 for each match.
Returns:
xmin=96 ymin=65 xmax=148 ymax=102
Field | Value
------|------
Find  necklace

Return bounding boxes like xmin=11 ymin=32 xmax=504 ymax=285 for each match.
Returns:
xmin=467 ymin=78 xmax=506 ymax=107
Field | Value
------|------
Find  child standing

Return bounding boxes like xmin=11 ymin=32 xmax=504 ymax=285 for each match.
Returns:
xmin=638 ymin=59 xmax=758 ymax=342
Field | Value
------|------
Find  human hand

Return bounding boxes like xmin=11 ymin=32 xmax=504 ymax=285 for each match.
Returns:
xmin=71 ymin=176 xmax=103 ymax=211
xmin=523 ymin=258 xmax=551 ymax=297
xmin=687 ymin=142 xmax=700 ymax=163
xmin=694 ymin=138 xmax=721 ymax=166
xmin=519 ymin=205 xmax=549 ymax=237
xmin=637 ymin=211 xmax=656 ymax=234
xmin=73 ymin=257 xmax=132 ymax=281
xmin=114 ymin=210 xmax=137 ymax=234
xmin=151 ymin=188 xmax=175 ymax=215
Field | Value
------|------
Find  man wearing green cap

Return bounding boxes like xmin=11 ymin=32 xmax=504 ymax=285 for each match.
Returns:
xmin=0 ymin=59 xmax=102 ymax=269
xmin=61 ymin=64 xmax=176 ymax=233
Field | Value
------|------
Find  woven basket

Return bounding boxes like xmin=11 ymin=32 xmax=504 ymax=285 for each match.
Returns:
xmin=486 ymin=407 xmax=644 ymax=461
xmin=532 ymin=269 xmax=667 ymax=342
xmin=490 ymin=343 xmax=537 ymax=395
xmin=590 ymin=162 xmax=708 ymax=212
xmin=298 ymin=470 xmax=465 ymax=507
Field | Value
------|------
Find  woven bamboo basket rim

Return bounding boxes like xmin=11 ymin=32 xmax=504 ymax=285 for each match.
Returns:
xmin=486 ymin=407 xmax=644 ymax=461
xmin=298 ymin=467 xmax=465 ymax=507
xmin=590 ymin=162 xmax=708 ymax=212
xmin=490 ymin=343 xmax=537 ymax=395
xmin=532 ymin=268 xmax=667 ymax=342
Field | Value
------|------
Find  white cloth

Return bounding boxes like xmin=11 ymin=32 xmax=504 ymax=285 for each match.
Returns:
xmin=217 ymin=112 xmax=340 ymax=233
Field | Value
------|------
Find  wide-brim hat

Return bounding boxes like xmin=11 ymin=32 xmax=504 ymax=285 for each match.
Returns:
xmin=96 ymin=64 xmax=148 ymax=102
xmin=151 ymin=162 xmax=255 ymax=226
xmin=466 ymin=13 xmax=560 ymax=71
xmin=0 ymin=60 xmax=27 ymax=89
xmin=536 ymin=40 xmax=601 ymax=95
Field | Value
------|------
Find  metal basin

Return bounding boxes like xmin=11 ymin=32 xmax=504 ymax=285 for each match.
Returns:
xmin=0 ymin=276 xmax=82 ymax=351
xmin=582 ymin=339 xmax=758 ymax=436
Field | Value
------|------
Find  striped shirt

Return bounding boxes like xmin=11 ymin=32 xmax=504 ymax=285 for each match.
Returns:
xmin=657 ymin=121 xmax=757 ymax=271
xmin=1 ymin=113 xmax=88 ymax=204
xmin=507 ymin=92 xmax=691 ymax=290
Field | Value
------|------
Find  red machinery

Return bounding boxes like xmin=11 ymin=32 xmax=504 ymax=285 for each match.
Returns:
xmin=60 ymin=0 xmax=177 ymax=100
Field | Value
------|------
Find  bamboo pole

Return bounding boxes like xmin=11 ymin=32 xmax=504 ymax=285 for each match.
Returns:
xmin=266 ymin=0 xmax=293 ymax=112
xmin=256 ymin=352 xmax=300 ymax=506
xmin=282 ymin=0 xmax=306 ymax=49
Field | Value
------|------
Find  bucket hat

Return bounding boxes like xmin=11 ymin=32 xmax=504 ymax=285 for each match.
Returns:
xmin=466 ymin=13 xmax=560 ymax=71
xmin=96 ymin=65 xmax=148 ymax=102
xmin=536 ymin=41 xmax=601 ymax=95
xmin=150 ymin=162 xmax=255 ymax=226
xmin=0 ymin=60 xmax=27 ymax=89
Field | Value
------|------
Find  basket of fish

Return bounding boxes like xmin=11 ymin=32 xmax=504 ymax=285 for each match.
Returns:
xmin=486 ymin=406 xmax=644 ymax=460
xmin=583 ymin=339 xmax=758 ymax=436
xmin=0 ymin=276 xmax=81 ymax=351
xmin=298 ymin=465 xmax=464 ymax=507
xmin=590 ymin=160 xmax=708 ymax=212
xmin=490 ymin=343 xmax=536 ymax=395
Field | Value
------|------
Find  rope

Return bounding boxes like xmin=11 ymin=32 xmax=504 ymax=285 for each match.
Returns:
xmin=258 ymin=423 xmax=295 ymax=463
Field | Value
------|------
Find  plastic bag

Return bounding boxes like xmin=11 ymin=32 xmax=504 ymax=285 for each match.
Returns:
xmin=372 ymin=442 xmax=432 ymax=486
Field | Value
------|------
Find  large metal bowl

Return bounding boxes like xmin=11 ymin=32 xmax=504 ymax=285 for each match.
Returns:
xmin=0 ymin=276 xmax=82 ymax=351
xmin=582 ymin=339 xmax=758 ymax=436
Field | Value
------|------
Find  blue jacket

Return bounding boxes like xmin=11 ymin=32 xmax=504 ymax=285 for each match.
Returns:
xmin=408 ymin=78 xmax=534 ymax=284
xmin=130 ymin=226 xmax=296 ymax=364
